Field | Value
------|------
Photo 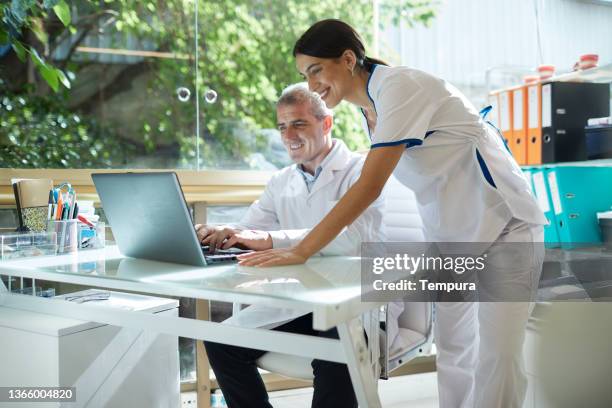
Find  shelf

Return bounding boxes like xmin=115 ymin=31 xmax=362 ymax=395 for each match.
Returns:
xmin=520 ymin=158 xmax=612 ymax=170
xmin=490 ymin=63 xmax=612 ymax=95
xmin=551 ymin=62 xmax=612 ymax=83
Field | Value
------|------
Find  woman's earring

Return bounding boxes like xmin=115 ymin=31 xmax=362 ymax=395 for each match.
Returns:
xmin=351 ymin=66 xmax=355 ymax=77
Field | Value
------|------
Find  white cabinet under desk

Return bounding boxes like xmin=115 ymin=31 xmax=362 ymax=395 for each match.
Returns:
xmin=0 ymin=291 xmax=179 ymax=408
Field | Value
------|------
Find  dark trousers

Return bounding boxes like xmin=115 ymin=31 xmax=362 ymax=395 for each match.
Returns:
xmin=204 ymin=313 xmax=357 ymax=408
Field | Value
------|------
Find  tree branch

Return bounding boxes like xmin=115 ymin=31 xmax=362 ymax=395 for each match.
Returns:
xmin=48 ymin=10 xmax=119 ymax=58
xmin=57 ymin=24 xmax=94 ymax=70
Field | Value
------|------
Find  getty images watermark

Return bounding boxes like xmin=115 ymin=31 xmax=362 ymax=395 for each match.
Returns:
xmin=360 ymin=242 xmax=549 ymax=302
xmin=371 ymin=251 xmax=486 ymax=292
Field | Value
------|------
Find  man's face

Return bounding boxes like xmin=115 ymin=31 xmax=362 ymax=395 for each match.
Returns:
xmin=276 ymin=101 xmax=332 ymax=167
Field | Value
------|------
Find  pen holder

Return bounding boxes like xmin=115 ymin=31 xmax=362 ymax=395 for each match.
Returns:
xmin=47 ymin=220 xmax=79 ymax=254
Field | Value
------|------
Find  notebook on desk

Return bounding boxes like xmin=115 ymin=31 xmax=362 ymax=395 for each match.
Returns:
xmin=92 ymin=172 xmax=252 ymax=266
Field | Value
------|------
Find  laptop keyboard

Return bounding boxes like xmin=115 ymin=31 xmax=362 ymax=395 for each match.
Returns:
xmin=204 ymin=253 xmax=239 ymax=263
xmin=201 ymin=245 xmax=253 ymax=263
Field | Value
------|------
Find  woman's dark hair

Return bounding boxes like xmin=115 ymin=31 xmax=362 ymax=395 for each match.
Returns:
xmin=293 ymin=19 xmax=388 ymax=72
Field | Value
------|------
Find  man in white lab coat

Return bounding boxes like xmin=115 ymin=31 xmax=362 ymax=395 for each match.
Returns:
xmin=198 ymin=83 xmax=385 ymax=408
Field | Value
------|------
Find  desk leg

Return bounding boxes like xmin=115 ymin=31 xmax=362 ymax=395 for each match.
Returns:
xmin=337 ymin=318 xmax=382 ymax=408
xmin=196 ymin=299 xmax=211 ymax=408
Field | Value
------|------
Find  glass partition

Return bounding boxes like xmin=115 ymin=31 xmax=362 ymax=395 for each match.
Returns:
xmin=1 ymin=0 xmax=198 ymax=169
xmin=3 ymin=0 xmax=412 ymax=170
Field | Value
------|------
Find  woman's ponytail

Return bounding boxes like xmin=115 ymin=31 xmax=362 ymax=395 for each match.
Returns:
xmin=362 ymin=56 xmax=389 ymax=72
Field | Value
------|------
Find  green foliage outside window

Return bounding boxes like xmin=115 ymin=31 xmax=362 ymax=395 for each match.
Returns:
xmin=1 ymin=0 xmax=437 ymax=169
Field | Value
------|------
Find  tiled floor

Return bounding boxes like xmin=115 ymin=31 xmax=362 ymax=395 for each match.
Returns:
xmin=268 ymin=372 xmax=439 ymax=408
xmin=182 ymin=372 xmax=439 ymax=407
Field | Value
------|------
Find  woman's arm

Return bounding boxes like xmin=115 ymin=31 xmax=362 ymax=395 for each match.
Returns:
xmin=237 ymin=143 xmax=405 ymax=266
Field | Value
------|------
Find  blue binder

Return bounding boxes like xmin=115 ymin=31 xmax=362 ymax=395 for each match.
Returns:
xmin=545 ymin=163 xmax=612 ymax=248
xmin=528 ymin=167 xmax=561 ymax=247
xmin=521 ymin=167 xmax=534 ymax=188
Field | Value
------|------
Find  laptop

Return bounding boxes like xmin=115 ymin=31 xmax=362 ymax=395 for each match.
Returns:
xmin=92 ymin=172 xmax=252 ymax=266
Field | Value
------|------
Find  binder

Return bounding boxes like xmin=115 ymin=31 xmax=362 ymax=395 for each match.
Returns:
xmin=544 ymin=164 xmax=612 ymax=248
xmin=498 ymin=90 xmax=513 ymax=154
xmin=521 ymin=167 xmax=534 ymax=193
xmin=526 ymin=83 xmax=542 ymax=165
xmin=540 ymin=82 xmax=610 ymax=163
xmin=521 ymin=166 xmax=538 ymax=210
xmin=530 ymin=167 xmax=561 ymax=247
xmin=511 ymin=86 xmax=528 ymax=164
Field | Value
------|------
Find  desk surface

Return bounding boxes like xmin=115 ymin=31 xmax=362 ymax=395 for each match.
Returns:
xmin=0 ymin=246 xmax=375 ymax=326
xmin=0 ymin=246 xmax=384 ymax=407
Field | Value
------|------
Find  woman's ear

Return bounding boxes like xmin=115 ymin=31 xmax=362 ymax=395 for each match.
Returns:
xmin=341 ymin=49 xmax=358 ymax=72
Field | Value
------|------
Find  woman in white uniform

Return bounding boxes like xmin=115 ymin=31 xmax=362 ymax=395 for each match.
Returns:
xmin=239 ymin=19 xmax=546 ymax=408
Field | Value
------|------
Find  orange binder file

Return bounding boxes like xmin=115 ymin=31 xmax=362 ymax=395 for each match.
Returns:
xmin=511 ymin=86 xmax=528 ymax=164
xmin=526 ymin=83 xmax=543 ymax=165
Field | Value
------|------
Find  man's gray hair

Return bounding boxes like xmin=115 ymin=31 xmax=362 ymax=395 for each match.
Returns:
xmin=277 ymin=83 xmax=332 ymax=121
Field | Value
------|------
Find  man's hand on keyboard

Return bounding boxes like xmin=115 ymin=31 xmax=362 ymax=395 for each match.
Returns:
xmin=195 ymin=224 xmax=238 ymax=251
xmin=222 ymin=230 xmax=273 ymax=251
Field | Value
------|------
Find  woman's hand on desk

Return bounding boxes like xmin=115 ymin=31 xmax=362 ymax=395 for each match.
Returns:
xmin=237 ymin=246 xmax=308 ymax=267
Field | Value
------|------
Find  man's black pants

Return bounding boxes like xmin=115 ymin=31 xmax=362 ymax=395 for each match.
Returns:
xmin=204 ymin=313 xmax=357 ymax=408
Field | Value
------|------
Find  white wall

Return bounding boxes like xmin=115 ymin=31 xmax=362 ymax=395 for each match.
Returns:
xmin=381 ymin=0 xmax=612 ymax=107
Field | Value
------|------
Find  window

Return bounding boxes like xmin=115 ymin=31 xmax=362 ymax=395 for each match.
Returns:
xmin=1 ymin=0 xmax=389 ymax=170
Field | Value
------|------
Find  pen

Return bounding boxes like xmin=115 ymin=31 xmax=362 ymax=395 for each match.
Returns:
xmin=56 ymin=196 xmax=64 ymax=220
xmin=68 ymin=191 xmax=77 ymax=219
xmin=47 ymin=190 xmax=54 ymax=220
xmin=77 ymin=214 xmax=95 ymax=228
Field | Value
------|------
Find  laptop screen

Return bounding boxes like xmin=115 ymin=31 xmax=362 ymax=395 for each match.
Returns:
xmin=92 ymin=172 xmax=208 ymax=266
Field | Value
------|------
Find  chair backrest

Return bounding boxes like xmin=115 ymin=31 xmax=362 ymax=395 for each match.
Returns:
xmin=382 ymin=175 xmax=424 ymax=242
xmin=396 ymin=300 xmax=431 ymax=337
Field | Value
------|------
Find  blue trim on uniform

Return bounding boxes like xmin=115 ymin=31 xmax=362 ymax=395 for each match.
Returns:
xmin=360 ymin=108 xmax=372 ymax=140
xmin=479 ymin=105 xmax=493 ymax=119
xmin=424 ymin=130 xmax=435 ymax=138
xmin=479 ymin=105 xmax=512 ymax=155
xmin=488 ymin=120 xmax=513 ymax=155
xmin=476 ymin=148 xmax=497 ymax=188
xmin=361 ymin=65 xmax=379 ymax=140
xmin=371 ymin=138 xmax=423 ymax=149
xmin=365 ymin=64 xmax=378 ymax=114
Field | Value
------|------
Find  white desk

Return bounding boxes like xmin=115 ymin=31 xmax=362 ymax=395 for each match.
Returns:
xmin=0 ymin=246 xmax=384 ymax=407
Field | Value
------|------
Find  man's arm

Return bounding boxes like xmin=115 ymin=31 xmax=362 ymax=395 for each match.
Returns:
xmin=205 ymin=163 xmax=385 ymax=254
xmin=197 ymin=178 xmax=281 ymax=250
